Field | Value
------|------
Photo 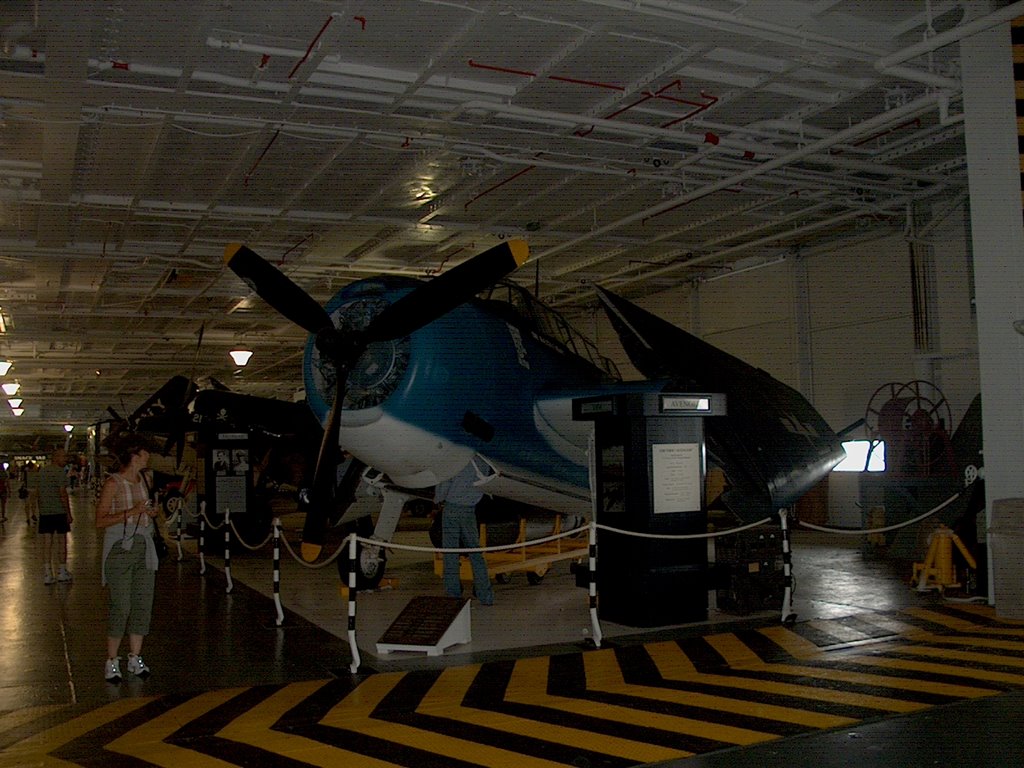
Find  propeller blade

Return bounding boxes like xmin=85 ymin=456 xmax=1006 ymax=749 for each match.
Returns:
xmin=224 ymin=243 xmax=332 ymax=334
xmin=300 ymin=366 xmax=347 ymax=562
xmin=365 ymin=239 xmax=528 ymax=341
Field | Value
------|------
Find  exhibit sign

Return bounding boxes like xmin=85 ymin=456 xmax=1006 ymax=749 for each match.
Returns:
xmin=651 ymin=442 xmax=701 ymax=514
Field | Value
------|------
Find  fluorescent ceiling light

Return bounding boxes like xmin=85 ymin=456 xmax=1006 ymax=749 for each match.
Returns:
xmin=1 ymin=382 xmax=19 ymax=396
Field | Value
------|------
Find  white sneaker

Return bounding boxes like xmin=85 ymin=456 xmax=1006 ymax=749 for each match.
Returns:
xmin=104 ymin=657 xmax=122 ymax=683
xmin=57 ymin=568 xmax=72 ymax=583
xmin=127 ymin=654 xmax=150 ymax=678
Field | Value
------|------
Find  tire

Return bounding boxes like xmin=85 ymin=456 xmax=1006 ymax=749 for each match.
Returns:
xmin=338 ymin=540 xmax=387 ymax=590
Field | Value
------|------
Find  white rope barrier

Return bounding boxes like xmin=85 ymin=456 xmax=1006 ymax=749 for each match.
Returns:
xmin=596 ymin=517 xmax=773 ymax=540
xmin=228 ymin=517 xmax=274 ymax=551
xmin=195 ymin=489 xmax=972 ymax=674
xmin=276 ymin=527 xmax=351 ymax=569
xmin=796 ymin=492 xmax=961 ymax=535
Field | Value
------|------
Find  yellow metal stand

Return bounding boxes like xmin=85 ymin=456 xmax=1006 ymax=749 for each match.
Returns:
xmin=912 ymin=524 xmax=977 ymax=593
xmin=434 ymin=515 xmax=588 ymax=584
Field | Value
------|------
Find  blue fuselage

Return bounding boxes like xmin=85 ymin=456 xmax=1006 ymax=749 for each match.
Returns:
xmin=303 ymin=278 xmax=658 ymax=510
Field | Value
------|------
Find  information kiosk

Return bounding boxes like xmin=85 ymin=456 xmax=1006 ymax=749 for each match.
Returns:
xmin=573 ymin=391 xmax=726 ymax=626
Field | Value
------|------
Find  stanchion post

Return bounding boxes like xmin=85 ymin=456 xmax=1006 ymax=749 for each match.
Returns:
xmin=224 ymin=507 xmax=234 ymax=594
xmin=272 ymin=517 xmax=284 ymax=626
xmin=175 ymin=503 xmax=184 ymax=561
xmin=778 ymin=508 xmax=796 ymax=625
xmin=588 ymin=521 xmax=602 ymax=647
xmin=347 ymin=533 xmax=361 ymax=673
xmin=199 ymin=513 xmax=206 ymax=575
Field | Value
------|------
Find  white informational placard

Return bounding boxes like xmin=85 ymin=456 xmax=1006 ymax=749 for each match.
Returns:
xmin=651 ymin=442 xmax=701 ymax=514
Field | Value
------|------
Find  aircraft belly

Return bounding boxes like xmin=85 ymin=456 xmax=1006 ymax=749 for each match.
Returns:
xmin=476 ymin=464 xmax=592 ymax=518
xmin=339 ymin=415 xmax=473 ymax=488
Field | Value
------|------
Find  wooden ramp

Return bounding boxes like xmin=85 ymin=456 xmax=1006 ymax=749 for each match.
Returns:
xmin=375 ymin=595 xmax=471 ymax=656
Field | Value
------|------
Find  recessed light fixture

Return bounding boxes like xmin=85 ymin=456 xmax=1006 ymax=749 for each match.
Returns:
xmin=229 ymin=349 xmax=253 ymax=366
xmin=7 ymin=398 xmax=21 ymax=408
xmin=0 ymin=360 xmax=11 ymax=376
xmin=1 ymin=382 xmax=19 ymax=396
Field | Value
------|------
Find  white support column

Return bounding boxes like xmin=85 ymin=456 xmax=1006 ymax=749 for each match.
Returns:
xmin=962 ymin=20 xmax=1024 ymax=610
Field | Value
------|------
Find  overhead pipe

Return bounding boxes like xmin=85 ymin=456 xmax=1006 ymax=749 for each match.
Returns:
xmin=578 ymin=0 xmax=884 ymax=62
xmin=877 ymin=1 xmax=1024 ymax=70
xmin=467 ymin=60 xmax=718 ymax=132
xmin=549 ymin=196 xmax=831 ymax=280
xmin=873 ymin=1 xmax=1024 ymax=87
xmin=532 ymin=93 xmax=944 ymax=264
xmin=586 ymin=183 xmax=955 ymax=299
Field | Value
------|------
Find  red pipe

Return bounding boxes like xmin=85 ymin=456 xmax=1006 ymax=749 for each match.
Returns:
xmin=468 ymin=59 xmax=537 ymax=78
xmin=547 ymin=74 xmax=624 ymax=91
xmin=464 ymin=165 xmax=536 ymax=209
xmin=288 ymin=15 xmax=336 ymax=79
xmin=244 ymin=129 xmax=281 ymax=187
xmin=660 ymin=92 xmax=719 ymax=128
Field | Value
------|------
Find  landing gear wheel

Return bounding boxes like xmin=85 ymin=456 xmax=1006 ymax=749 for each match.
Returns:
xmin=162 ymin=490 xmax=184 ymax=519
xmin=964 ymin=464 xmax=979 ymax=486
xmin=338 ymin=541 xmax=387 ymax=591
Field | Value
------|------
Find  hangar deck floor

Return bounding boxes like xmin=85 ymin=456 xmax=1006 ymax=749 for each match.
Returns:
xmin=1 ymin=488 xmax=1022 ymax=767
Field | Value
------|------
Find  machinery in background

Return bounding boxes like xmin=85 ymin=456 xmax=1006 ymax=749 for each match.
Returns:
xmin=859 ymin=382 xmax=984 ymax=586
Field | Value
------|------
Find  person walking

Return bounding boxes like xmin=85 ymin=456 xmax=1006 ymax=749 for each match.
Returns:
xmin=38 ymin=447 xmax=73 ymax=584
xmin=0 ymin=465 xmax=9 ymax=522
xmin=94 ymin=435 xmax=159 ymax=683
xmin=21 ymin=462 xmax=38 ymax=525
xmin=434 ymin=458 xmax=494 ymax=605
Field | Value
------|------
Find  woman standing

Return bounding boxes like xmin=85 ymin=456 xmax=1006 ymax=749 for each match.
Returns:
xmin=95 ymin=435 xmax=159 ymax=683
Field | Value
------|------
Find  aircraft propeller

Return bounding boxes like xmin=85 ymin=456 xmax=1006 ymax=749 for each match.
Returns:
xmin=224 ymin=239 xmax=529 ymax=561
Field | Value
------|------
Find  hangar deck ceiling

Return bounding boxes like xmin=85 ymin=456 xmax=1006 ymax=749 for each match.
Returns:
xmin=0 ymin=0 xmax=997 ymax=439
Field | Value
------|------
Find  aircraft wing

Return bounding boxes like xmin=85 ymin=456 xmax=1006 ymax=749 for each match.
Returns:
xmin=595 ymin=286 xmax=845 ymax=522
xmin=191 ymin=389 xmax=322 ymax=438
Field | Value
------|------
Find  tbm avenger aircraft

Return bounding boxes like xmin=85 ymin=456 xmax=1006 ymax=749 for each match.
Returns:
xmin=224 ymin=239 xmax=845 ymax=590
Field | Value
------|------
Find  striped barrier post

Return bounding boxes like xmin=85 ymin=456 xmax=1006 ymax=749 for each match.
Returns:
xmin=778 ymin=507 xmax=796 ymax=625
xmin=174 ymin=500 xmax=185 ymax=562
xmin=347 ymin=533 xmax=361 ymax=673
xmin=272 ymin=517 xmax=284 ymax=626
xmin=198 ymin=515 xmax=206 ymax=575
xmin=588 ymin=521 xmax=602 ymax=647
xmin=224 ymin=507 xmax=234 ymax=594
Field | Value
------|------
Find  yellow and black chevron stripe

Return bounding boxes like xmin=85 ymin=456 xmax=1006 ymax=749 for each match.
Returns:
xmin=3 ymin=605 xmax=1024 ymax=767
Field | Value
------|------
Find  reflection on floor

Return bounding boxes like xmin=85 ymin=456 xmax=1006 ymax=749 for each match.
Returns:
xmin=1 ymin=490 xmax=1022 ymax=767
